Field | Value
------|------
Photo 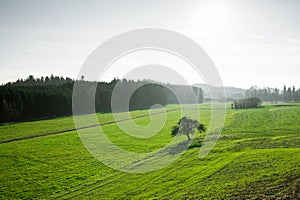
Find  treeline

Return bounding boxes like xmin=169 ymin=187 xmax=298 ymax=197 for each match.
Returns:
xmin=233 ymin=97 xmax=262 ymax=109
xmin=12 ymin=75 xmax=73 ymax=86
xmin=0 ymin=75 xmax=203 ymax=123
xmin=246 ymin=85 xmax=300 ymax=102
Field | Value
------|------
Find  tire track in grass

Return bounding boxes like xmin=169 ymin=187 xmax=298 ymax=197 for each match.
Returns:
xmin=54 ymin=152 xmax=240 ymax=199
xmin=51 ymin=154 xmax=183 ymax=199
xmin=0 ymin=108 xmax=183 ymax=144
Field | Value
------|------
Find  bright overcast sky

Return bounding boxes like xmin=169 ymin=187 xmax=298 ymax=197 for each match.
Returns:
xmin=0 ymin=0 xmax=300 ymax=89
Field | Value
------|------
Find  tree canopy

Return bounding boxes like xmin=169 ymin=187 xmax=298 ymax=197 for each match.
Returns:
xmin=233 ymin=97 xmax=262 ymax=109
xmin=171 ymin=117 xmax=206 ymax=141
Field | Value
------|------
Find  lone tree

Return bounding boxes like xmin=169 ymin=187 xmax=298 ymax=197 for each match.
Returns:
xmin=171 ymin=117 xmax=206 ymax=141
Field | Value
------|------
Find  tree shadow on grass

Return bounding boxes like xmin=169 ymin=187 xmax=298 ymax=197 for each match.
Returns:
xmin=166 ymin=139 xmax=203 ymax=155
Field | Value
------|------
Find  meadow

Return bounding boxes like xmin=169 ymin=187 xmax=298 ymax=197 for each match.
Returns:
xmin=0 ymin=103 xmax=300 ymax=199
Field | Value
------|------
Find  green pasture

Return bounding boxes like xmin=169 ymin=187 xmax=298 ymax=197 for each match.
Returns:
xmin=0 ymin=103 xmax=300 ymax=199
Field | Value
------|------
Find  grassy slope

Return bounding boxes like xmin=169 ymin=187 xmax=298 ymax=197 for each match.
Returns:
xmin=0 ymin=105 xmax=179 ymax=142
xmin=0 ymin=104 xmax=300 ymax=199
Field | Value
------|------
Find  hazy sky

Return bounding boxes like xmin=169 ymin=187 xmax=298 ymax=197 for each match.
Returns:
xmin=0 ymin=0 xmax=300 ymax=89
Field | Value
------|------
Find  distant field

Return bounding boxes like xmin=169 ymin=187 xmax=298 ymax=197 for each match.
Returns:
xmin=0 ymin=103 xmax=300 ymax=199
xmin=0 ymin=105 xmax=182 ymax=143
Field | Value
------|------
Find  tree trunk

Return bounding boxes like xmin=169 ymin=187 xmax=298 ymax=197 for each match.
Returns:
xmin=187 ymin=133 xmax=191 ymax=141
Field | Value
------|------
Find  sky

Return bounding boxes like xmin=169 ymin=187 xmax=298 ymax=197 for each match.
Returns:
xmin=0 ymin=0 xmax=300 ymax=89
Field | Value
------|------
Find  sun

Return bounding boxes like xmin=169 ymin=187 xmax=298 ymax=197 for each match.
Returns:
xmin=197 ymin=2 xmax=231 ymax=34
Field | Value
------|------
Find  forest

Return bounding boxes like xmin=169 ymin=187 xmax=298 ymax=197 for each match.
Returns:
xmin=0 ymin=75 xmax=203 ymax=123
xmin=245 ymin=86 xmax=300 ymax=102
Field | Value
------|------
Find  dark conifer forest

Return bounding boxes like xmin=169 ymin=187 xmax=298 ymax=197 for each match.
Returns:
xmin=0 ymin=75 xmax=203 ymax=123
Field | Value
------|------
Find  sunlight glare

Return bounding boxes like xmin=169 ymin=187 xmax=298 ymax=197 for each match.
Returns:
xmin=198 ymin=2 xmax=231 ymax=34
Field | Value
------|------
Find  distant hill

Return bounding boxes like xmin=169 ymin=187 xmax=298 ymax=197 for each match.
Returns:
xmin=193 ymin=83 xmax=246 ymax=100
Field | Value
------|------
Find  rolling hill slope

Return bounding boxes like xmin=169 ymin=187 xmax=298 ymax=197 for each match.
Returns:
xmin=0 ymin=103 xmax=300 ymax=199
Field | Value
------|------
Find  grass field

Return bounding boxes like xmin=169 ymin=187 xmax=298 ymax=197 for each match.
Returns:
xmin=1 ymin=103 xmax=300 ymax=199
